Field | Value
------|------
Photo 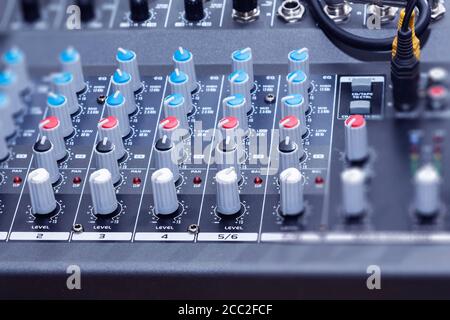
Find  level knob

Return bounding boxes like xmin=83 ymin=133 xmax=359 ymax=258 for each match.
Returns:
xmin=116 ymin=48 xmax=142 ymax=93
xmin=341 ymin=167 xmax=367 ymax=217
xmin=39 ymin=116 xmax=67 ymax=161
xmin=21 ymin=0 xmax=41 ymax=23
xmin=154 ymin=135 xmax=180 ymax=182
xmin=232 ymin=48 xmax=254 ymax=87
xmin=184 ymin=0 xmax=205 ymax=22
xmin=106 ymin=90 xmax=131 ymax=137
xmin=2 ymin=47 xmax=30 ymax=92
xmin=169 ymin=69 xmax=193 ymax=114
xmin=0 ymin=70 xmax=24 ymax=115
xmin=95 ymin=138 xmax=121 ymax=185
xmin=112 ymin=69 xmax=136 ymax=115
xmin=228 ymin=70 xmax=252 ymax=113
xmin=33 ymin=137 xmax=60 ymax=185
xmin=129 ymin=0 xmax=150 ymax=22
xmin=51 ymin=72 xmax=79 ymax=115
xmin=47 ymin=92 xmax=74 ymax=138
xmin=76 ymin=0 xmax=96 ymax=22
xmin=89 ymin=169 xmax=118 ymax=216
xmin=98 ymin=116 xmax=126 ymax=161
xmin=28 ymin=168 xmax=57 ymax=215
xmin=223 ymin=94 xmax=249 ymax=134
xmin=279 ymin=168 xmax=304 ymax=216
xmin=344 ymin=115 xmax=369 ymax=163
xmin=278 ymin=137 xmax=300 ymax=174
xmin=216 ymin=137 xmax=241 ymax=178
xmin=281 ymin=94 xmax=307 ymax=137
xmin=59 ymin=47 xmax=86 ymax=93
xmin=414 ymin=165 xmax=441 ymax=217
xmin=173 ymin=47 xmax=198 ymax=93
xmin=0 ymin=93 xmax=16 ymax=138
xmin=215 ymin=167 xmax=241 ymax=215
xmin=151 ymin=168 xmax=179 ymax=215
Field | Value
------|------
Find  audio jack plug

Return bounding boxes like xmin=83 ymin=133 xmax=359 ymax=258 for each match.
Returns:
xmin=391 ymin=7 xmax=421 ymax=112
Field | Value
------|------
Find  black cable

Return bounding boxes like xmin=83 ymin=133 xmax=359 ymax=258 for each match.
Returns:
xmin=402 ymin=0 xmax=417 ymax=32
xmin=309 ymin=0 xmax=431 ymax=51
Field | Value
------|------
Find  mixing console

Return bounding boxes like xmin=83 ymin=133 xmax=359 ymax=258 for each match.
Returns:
xmin=1 ymin=0 xmax=450 ymax=299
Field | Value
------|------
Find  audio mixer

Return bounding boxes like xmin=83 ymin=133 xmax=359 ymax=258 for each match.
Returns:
xmin=0 ymin=0 xmax=450 ymax=299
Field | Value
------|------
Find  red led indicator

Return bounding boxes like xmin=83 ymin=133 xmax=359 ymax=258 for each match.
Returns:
xmin=254 ymin=176 xmax=263 ymax=185
xmin=13 ymin=176 xmax=22 ymax=184
xmin=133 ymin=177 xmax=142 ymax=185
xmin=73 ymin=176 xmax=82 ymax=184
xmin=193 ymin=176 xmax=202 ymax=185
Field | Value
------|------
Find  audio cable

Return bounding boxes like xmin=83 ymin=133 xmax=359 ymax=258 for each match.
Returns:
xmin=308 ymin=0 xmax=432 ymax=51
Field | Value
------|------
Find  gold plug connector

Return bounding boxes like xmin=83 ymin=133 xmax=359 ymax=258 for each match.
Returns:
xmin=392 ymin=9 xmax=421 ymax=59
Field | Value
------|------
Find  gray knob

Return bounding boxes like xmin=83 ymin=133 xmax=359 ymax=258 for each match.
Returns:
xmin=278 ymin=137 xmax=300 ymax=174
xmin=169 ymin=68 xmax=193 ymax=114
xmin=98 ymin=116 xmax=126 ymax=161
xmin=51 ymin=72 xmax=79 ymax=115
xmin=28 ymin=168 xmax=57 ymax=215
xmin=228 ymin=70 xmax=252 ymax=113
xmin=341 ymin=167 xmax=367 ymax=217
xmin=95 ymin=138 xmax=121 ymax=185
xmin=0 ymin=92 xmax=16 ymax=138
xmin=232 ymin=47 xmax=254 ymax=86
xmin=106 ymin=90 xmax=131 ymax=137
xmin=151 ymin=168 xmax=179 ymax=215
xmin=216 ymin=137 xmax=241 ymax=178
xmin=2 ymin=47 xmax=30 ymax=92
xmin=47 ymin=92 xmax=74 ymax=138
xmin=163 ymin=93 xmax=190 ymax=131
xmin=287 ymin=70 xmax=308 ymax=105
xmin=39 ymin=116 xmax=67 ymax=161
xmin=279 ymin=115 xmax=304 ymax=158
xmin=223 ymin=94 xmax=249 ymax=134
xmin=414 ymin=165 xmax=441 ymax=217
xmin=158 ymin=117 xmax=186 ymax=163
xmin=154 ymin=135 xmax=180 ymax=182
xmin=89 ymin=169 xmax=118 ymax=216
xmin=0 ymin=70 xmax=24 ymax=115
xmin=281 ymin=94 xmax=307 ymax=136
xmin=59 ymin=47 xmax=86 ymax=93
xmin=173 ymin=47 xmax=197 ymax=93
xmin=344 ymin=115 xmax=369 ymax=162
xmin=279 ymin=167 xmax=304 ymax=216
xmin=112 ymin=69 xmax=136 ymax=115
xmin=288 ymin=48 xmax=310 ymax=87
xmin=116 ymin=48 xmax=142 ymax=92
xmin=217 ymin=116 xmax=246 ymax=163
xmin=33 ymin=137 xmax=60 ymax=185
xmin=216 ymin=167 xmax=241 ymax=215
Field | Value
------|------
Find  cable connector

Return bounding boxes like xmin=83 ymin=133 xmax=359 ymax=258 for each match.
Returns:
xmin=392 ymin=9 xmax=421 ymax=60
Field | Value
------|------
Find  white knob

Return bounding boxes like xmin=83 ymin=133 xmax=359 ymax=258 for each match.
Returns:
xmin=28 ymin=168 xmax=57 ymax=215
xmin=216 ymin=167 xmax=241 ymax=215
xmin=223 ymin=94 xmax=249 ymax=134
xmin=278 ymin=137 xmax=300 ymax=174
xmin=173 ymin=47 xmax=197 ymax=93
xmin=2 ymin=47 xmax=30 ymax=92
xmin=116 ymin=48 xmax=142 ymax=92
xmin=414 ymin=165 xmax=441 ymax=216
xmin=47 ymin=92 xmax=74 ymax=137
xmin=98 ymin=116 xmax=126 ymax=160
xmin=217 ymin=116 xmax=246 ymax=163
xmin=287 ymin=70 xmax=308 ymax=105
xmin=59 ymin=47 xmax=86 ymax=93
xmin=95 ymin=138 xmax=121 ymax=185
xmin=151 ymin=168 xmax=179 ymax=215
xmin=232 ymin=47 xmax=254 ymax=86
xmin=279 ymin=168 xmax=304 ymax=216
xmin=163 ymin=93 xmax=190 ymax=130
xmin=51 ymin=72 xmax=79 ymax=115
xmin=281 ymin=94 xmax=307 ymax=136
xmin=0 ymin=93 xmax=15 ymax=138
xmin=279 ymin=115 xmax=304 ymax=157
xmin=154 ymin=135 xmax=180 ymax=182
xmin=288 ymin=48 xmax=310 ymax=89
xmin=216 ymin=137 xmax=241 ymax=178
xmin=341 ymin=167 xmax=367 ymax=217
xmin=112 ymin=69 xmax=136 ymax=115
xmin=169 ymin=68 xmax=193 ymax=114
xmin=39 ymin=116 xmax=67 ymax=161
xmin=33 ymin=137 xmax=60 ymax=185
xmin=89 ymin=169 xmax=118 ymax=216
xmin=344 ymin=115 xmax=369 ymax=163
xmin=106 ymin=90 xmax=131 ymax=137
xmin=0 ymin=70 xmax=24 ymax=115
xmin=228 ymin=70 xmax=252 ymax=113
